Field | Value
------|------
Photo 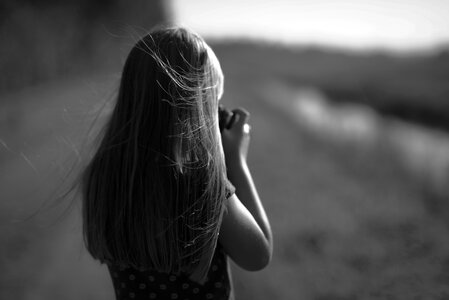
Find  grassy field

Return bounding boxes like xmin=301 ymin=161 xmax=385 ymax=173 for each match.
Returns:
xmin=217 ymin=45 xmax=449 ymax=299
xmin=1 ymin=43 xmax=449 ymax=299
xmin=213 ymin=41 xmax=449 ymax=131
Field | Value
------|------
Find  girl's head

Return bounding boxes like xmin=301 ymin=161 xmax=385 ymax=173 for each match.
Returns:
xmin=82 ymin=26 xmax=227 ymax=282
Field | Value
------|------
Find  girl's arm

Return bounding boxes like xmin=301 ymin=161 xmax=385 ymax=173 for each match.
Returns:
xmin=219 ymin=108 xmax=273 ymax=271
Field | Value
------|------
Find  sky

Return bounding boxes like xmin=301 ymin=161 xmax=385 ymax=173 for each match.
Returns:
xmin=171 ymin=0 xmax=449 ymax=52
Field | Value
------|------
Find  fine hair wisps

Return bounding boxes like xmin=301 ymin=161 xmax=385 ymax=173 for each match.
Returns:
xmin=81 ymin=26 xmax=227 ymax=283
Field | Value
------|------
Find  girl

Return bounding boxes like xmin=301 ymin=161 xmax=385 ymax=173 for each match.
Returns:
xmin=81 ymin=26 xmax=272 ymax=300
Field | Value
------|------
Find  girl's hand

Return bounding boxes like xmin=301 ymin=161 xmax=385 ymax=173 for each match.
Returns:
xmin=221 ymin=108 xmax=251 ymax=169
xmin=219 ymin=107 xmax=273 ymax=271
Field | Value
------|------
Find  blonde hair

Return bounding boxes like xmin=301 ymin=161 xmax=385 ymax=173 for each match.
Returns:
xmin=82 ymin=26 xmax=227 ymax=283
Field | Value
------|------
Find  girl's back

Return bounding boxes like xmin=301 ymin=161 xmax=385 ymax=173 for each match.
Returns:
xmin=108 ymin=244 xmax=230 ymax=299
xmin=81 ymin=26 xmax=272 ymax=300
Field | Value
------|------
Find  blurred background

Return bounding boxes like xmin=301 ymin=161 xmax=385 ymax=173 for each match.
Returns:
xmin=1 ymin=0 xmax=449 ymax=299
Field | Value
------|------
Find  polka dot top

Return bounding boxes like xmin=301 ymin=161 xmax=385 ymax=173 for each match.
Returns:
xmin=108 ymin=244 xmax=231 ymax=300
xmin=107 ymin=182 xmax=235 ymax=300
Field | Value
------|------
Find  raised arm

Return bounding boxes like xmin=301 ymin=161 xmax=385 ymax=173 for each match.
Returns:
xmin=219 ymin=108 xmax=273 ymax=271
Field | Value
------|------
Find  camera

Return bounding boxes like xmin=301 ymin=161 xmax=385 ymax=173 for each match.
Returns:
xmin=218 ymin=104 xmax=233 ymax=132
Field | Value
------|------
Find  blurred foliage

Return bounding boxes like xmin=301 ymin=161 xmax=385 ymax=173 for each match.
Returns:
xmin=0 ymin=0 xmax=170 ymax=94
xmin=214 ymin=41 xmax=449 ymax=132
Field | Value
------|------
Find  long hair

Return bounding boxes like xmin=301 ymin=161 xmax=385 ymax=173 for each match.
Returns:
xmin=81 ymin=26 xmax=227 ymax=283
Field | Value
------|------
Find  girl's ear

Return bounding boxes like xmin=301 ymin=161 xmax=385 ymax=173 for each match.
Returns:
xmin=217 ymin=77 xmax=224 ymax=101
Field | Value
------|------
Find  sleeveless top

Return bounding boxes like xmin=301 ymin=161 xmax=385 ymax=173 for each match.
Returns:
xmin=108 ymin=244 xmax=232 ymax=300
xmin=107 ymin=182 xmax=236 ymax=300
